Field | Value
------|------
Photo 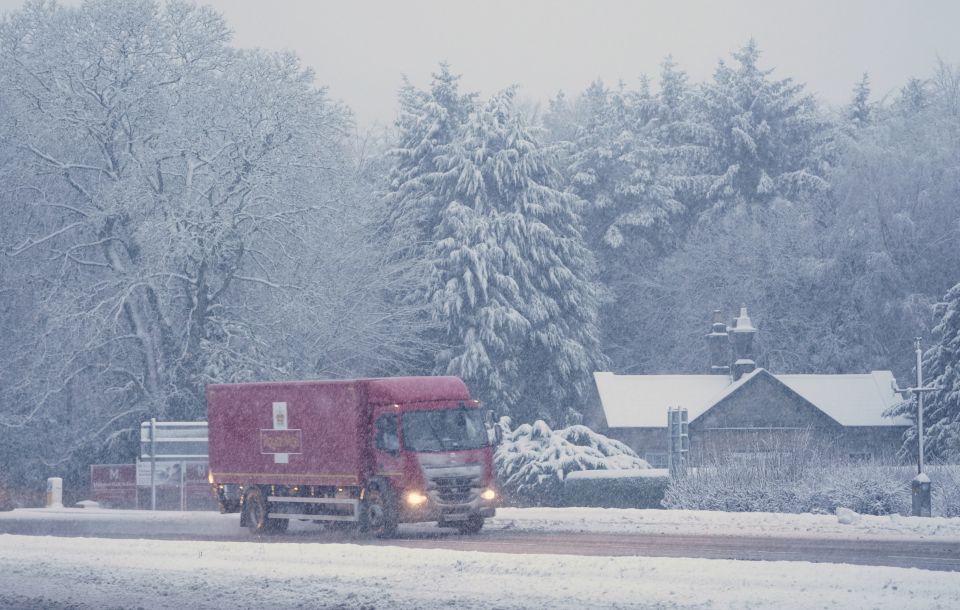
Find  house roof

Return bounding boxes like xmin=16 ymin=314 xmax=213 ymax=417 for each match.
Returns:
xmin=594 ymin=369 xmax=910 ymax=428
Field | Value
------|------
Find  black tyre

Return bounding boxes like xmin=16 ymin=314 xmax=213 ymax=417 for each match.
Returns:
xmin=242 ymin=487 xmax=287 ymax=535
xmin=360 ymin=485 xmax=398 ymax=538
xmin=456 ymin=514 xmax=484 ymax=534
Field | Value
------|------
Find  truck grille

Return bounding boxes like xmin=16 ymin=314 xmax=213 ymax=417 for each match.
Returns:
xmin=431 ymin=475 xmax=479 ymax=503
xmin=420 ymin=463 xmax=483 ymax=506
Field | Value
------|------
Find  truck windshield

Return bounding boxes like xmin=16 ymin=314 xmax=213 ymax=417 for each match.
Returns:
xmin=402 ymin=408 xmax=488 ymax=451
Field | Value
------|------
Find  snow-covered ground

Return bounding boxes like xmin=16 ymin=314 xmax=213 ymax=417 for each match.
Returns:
xmin=2 ymin=506 xmax=960 ymax=608
xmin=1 ymin=533 xmax=959 ymax=609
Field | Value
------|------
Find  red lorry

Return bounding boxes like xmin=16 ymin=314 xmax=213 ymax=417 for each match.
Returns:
xmin=207 ymin=376 xmax=498 ymax=537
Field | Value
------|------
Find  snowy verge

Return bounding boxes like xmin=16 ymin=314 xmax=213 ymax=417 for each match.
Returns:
xmin=0 ymin=533 xmax=958 ymax=610
xmin=493 ymin=506 xmax=960 ymax=541
xmin=4 ymin=504 xmax=960 ymax=542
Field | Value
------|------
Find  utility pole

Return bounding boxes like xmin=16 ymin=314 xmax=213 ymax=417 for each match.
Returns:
xmin=893 ymin=338 xmax=942 ymax=516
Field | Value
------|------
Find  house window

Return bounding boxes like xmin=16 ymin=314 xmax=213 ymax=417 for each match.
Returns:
xmin=644 ymin=452 xmax=668 ymax=468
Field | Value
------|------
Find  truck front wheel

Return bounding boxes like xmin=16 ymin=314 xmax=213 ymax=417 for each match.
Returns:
xmin=242 ymin=487 xmax=288 ymax=535
xmin=360 ymin=486 xmax=398 ymax=538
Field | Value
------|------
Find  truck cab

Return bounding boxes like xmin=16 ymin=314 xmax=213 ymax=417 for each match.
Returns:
xmin=369 ymin=400 xmax=496 ymax=534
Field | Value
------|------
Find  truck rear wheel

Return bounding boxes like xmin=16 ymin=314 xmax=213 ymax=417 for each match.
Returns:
xmin=242 ymin=487 xmax=288 ymax=535
xmin=360 ymin=486 xmax=398 ymax=538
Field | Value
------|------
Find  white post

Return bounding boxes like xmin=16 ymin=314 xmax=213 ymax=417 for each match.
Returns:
xmin=150 ymin=418 xmax=157 ymax=511
xmin=180 ymin=460 xmax=185 ymax=512
xmin=45 ymin=477 xmax=63 ymax=508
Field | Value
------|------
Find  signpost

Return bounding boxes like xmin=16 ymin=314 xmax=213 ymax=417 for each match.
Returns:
xmin=140 ymin=421 xmax=209 ymax=511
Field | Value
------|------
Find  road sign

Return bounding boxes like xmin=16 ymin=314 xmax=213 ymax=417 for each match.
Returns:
xmin=91 ymin=464 xmax=137 ymax=508
xmin=140 ymin=421 xmax=208 ymax=460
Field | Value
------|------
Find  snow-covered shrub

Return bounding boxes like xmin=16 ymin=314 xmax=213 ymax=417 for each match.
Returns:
xmin=930 ymin=465 xmax=960 ymax=518
xmin=495 ymin=419 xmax=650 ymax=506
xmin=663 ymin=458 xmax=911 ymax=515
xmin=798 ymin=465 xmax=909 ymax=515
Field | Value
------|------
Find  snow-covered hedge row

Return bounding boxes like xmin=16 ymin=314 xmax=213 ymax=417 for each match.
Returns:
xmin=562 ymin=471 xmax=669 ymax=508
xmin=494 ymin=419 xmax=651 ymax=506
xmin=663 ymin=461 xmax=920 ymax=515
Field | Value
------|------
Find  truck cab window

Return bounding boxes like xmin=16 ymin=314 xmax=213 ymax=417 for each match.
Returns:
xmin=375 ymin=415 xmax=400 ymax=452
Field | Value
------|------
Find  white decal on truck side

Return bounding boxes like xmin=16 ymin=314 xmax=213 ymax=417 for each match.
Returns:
xmin=273 ymin=402 xmax=288 ymax=464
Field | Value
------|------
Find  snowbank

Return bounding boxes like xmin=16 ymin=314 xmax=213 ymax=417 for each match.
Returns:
xmin=493 ymin=506 xmax=960 ymax=541
xmin=0 ymin=534 xmax=958 ymax=609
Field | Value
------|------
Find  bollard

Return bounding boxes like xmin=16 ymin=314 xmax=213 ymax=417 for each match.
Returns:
xmin=45 ymin=477 xmax=63 ymax=508
xmin=911 ymin=473 xmax=931 ymax=517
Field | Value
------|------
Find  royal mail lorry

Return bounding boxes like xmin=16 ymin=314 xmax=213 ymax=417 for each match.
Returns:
xmin=207 ymin=376 xmax=497 ymax=537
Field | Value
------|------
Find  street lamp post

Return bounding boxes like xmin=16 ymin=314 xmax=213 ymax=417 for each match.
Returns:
xmin=893 ymin=338 xmax=942 ymax=517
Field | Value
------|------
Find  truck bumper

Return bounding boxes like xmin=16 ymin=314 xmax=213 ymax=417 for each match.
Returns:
xmin=399 ymin=498 xmax=496 ymax=524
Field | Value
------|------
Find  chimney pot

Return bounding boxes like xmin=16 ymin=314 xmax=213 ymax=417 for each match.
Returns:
xmin=729 ymin=305 xmax=757 ymax=380
xmin=706 ymin=309 xmax=730 ymax=375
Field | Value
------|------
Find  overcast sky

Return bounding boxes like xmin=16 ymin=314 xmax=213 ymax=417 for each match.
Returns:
xmin=3 ymin=0 xmax=959 ymax=126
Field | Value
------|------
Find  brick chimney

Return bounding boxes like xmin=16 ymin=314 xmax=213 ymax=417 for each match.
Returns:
xmin=706 ymin=310 xmax=730 ymax=375
xmin=730 ymin=304 xmax=757 ymax=380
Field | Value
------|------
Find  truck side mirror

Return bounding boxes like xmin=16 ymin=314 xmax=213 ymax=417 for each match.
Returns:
xmin=485 ymin=410 xmax=502 ymax=446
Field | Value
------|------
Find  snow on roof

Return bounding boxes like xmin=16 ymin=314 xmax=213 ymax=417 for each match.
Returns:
xmin=594 ymin=369 xmax=910 ymax=429
xmin=777 ymin=371 xmax=910 ymax=426
xmin=594 ymin=372 xmax=731 ymax=427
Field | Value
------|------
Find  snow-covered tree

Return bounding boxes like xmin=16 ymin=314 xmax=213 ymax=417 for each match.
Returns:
xmin=564 ymin=81 xmax=681 ymax=257
xmin=845 ymin=73 xmax=873 ymax=132
xmin=700 ymin=39 xmax=829 ymax=208
xmin=427 ymin=88 xmax=605 ymax=425
xmin=0 ymin=0 xmax=422 ymax=482
xmin=383 ymin=63 xmax=476 ymax=249
xmin=495 ymin=419 xmax=650 ymax=505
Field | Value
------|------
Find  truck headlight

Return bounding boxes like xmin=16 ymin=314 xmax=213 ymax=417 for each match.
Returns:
xmin=480 ymin=488 xmax=496 ymax=501
xmin=405 ymin=491 xmax=428 ymax=506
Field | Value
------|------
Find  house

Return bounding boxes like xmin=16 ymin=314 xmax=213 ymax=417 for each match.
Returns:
xmin=593 ymin=307 xmax=911 ymax=466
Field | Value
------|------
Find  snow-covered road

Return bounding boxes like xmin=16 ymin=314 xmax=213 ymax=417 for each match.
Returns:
xmin=3 ymin=506 xmax=960 ymax=571
xmin=5 ymin=504 xmax=960 ymax=541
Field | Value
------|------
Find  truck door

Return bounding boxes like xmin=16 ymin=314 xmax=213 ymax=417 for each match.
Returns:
xmin=373 ymin=414 xmax=403 ymax=481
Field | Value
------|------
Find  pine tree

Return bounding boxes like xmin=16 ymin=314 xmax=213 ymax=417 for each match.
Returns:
xmin=563 ymin=81 xmax=682 ymax=258
xmin=846 ymin=73 xmax=873 ymax=132
xmin=383 ymin=63 xmax=475 ymax=247
xmin=427 ymin=88 xmax=605 ymax=425
xmin=918 ymin=283 xmax=960 ymax=460
xmin=701 ymin=39 xmax=829 ymax=207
